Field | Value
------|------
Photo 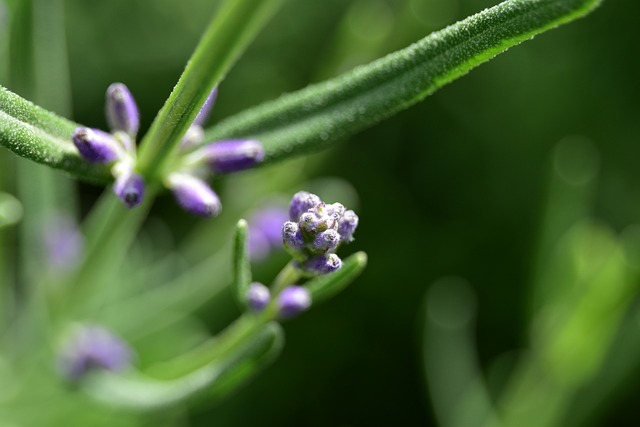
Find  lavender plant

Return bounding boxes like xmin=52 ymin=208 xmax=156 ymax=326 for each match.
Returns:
xmin=0 ymin=0 xmax=604 ymax=425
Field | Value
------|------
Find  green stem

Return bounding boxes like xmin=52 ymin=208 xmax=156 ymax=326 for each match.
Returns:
xmin=147 ymin=312 xmax=268 ymax=380
xmin=270 ymin=261 xmax=300 ymax=295
xmin=136 ymin=0 xmax=283 ymax=181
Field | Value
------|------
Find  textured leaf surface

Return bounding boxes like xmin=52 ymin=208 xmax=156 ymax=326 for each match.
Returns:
xmin=203 ymin=0 xmax=602 ymax=165
xmin=0 ymin=86 xmax=109 ymax=181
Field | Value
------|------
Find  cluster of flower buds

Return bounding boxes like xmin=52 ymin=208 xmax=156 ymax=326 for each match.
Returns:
xmin=72 ymin=83 xmax=145 ymax=208
xmin=283 ymin=191 xmax=359 ymax=276
xmin=246 ymin=282 xmax=311 ymax=318
xmin=58 ymin=324 xmax=132 ymax=382
xmin=72 ymin=85 xmax=266 ymax=217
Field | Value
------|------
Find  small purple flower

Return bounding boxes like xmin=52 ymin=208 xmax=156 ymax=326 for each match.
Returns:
xmin=248 ymin=206 xmax=288 ymax=262
xmin=194 ymin=87 xmax=218 ymax=127
xmin=298 ymin=212 xmax=318 ymax=234
xmin=289 ymin=191 xmax=322 ymax=222
xmin=72 ymin=127 xmax=122 ymax=164
xmin=106 ymin=83 xmax=140 ymax=137
xmin=338 ymin=210 xmax=359 ymax=243
xmin=113 ymin=167 xmax=145 ymax=209
xmin=282 ymin=221 xmax=305 ymax=254
xmin=247 ymin=282 xmax=271 ymax=312
xmin=277 ymin=286 xmax=311 ymax=318
xmin=166 ymin=173 xmax=222 ymax=218
xmin=197 ymin=139 xmax=265 ymax=174
xmin=43 ymin=214 xmax=84 ymax=270
xmin=311 ymin=229 xmax=340 ymax=254
xmin=299 ymin=253 xmax=342 ymax=275
xmin=58 ymin=325 xmax=132 ymax=382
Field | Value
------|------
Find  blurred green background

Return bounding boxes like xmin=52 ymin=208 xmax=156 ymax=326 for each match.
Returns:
xmin=5 ymin=0 xmax=640 ymax=425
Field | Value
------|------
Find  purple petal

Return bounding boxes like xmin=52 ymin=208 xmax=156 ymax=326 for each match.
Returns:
xmin=277 ymin=286 xmax=311 ymax=318
xmin=299 ymin=253 xmax=342 ymax=275
xmin=167 ymin=173 xmax=222 ymax=218
xmin=200 ymin=139 xmax=265 ymax=174
xmin=247 ymin=282 xmax=271 ymax=312
xmin=113 ymin=169 xmax=145 ymax=208
xmin=72 ymin=127 xmax=121 ymax=163
xmin=338 ymin=210 xmax=359 ymax=243
xmin=311 ymin=229 xmax=339 ymax=254
xmin=248 ymin=206 xmax=289 ymax=260
xmin=282 ymin=221 xmax=305 ymax=254
xmin=58 ymin=325 xmax=132 ymax=382
xmin=289 ymin=191 xmax=322 ymax=222
xmin=106 ymin=83 xmax=140 ymax=137
xmin=43 ymin=214 xmax=84 ymax=270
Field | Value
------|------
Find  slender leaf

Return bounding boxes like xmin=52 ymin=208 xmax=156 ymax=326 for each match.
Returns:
xmin=0 ymin=86 xmax=109 ymax=182
xmin=207 ymin=322 xmax=284 ymax=403
xmin=203 ymin=0 xmax=602 ymax=164
xmin=82 ymin=322 xmax=282 ymax=411
xmin=306 ymin=251 xmax=367 ymax=305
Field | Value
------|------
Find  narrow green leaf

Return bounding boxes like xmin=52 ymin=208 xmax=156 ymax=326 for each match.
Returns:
xmin=306 ymin=251 xmax=367 ymax=305
xmin=206 ymin=322 xmax=283 ymax=402
xmin=136 ymin=0 xmax=284 ymax=180
xmin=232 ymin=219 xmax=252 ymax=308
xmin=0 ymin=86 xmax=110 ymax=182
xmin=82 ymin=322 xmax=283 ymax=411
xmin=203 ymin=0 xmax=602 ymax=164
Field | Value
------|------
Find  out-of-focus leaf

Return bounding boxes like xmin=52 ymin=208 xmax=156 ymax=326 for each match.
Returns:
xmin=82 ymin=322 xmax=282 ymax=411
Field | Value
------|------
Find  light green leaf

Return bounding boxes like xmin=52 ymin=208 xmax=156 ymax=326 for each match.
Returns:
xmin=0 ymin=85 xmax=110 ymax=182
xmin=204 ymin=0 xmax=602 ymax=165
xmin=82 ymin=322 xmax=283 ymax=411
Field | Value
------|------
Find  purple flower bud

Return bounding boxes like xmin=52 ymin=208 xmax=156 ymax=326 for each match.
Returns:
xmin=167 ymin=173 xmax=221 ymax=218
xmin=277 ymin=286 xmax=311 ymax=318
xmin=58 ymin=325 xmax=132 ymax=382
xmin=194 ymin=87 xmax=218 ymax=127
xmin=299 ymin=253 xmax=342 ymax=275
xmin=311 ymin=229 xmax=340 ymax=254
xmin=43 ymin=214 xmax=84 ymax=270
xmin=282 ymin=221 xmax=305 ymax=253
xmin=72 ymin=127 xmax=121 ymax=163
xmin=247 ymin=282 xmax=271 ymax=312
xmin=198 ymin=139 xmax=265 ymax=174
xmin=106 ymin=83 xmax=140 ymax=137
xmin=316 ymin=214 xmax=339 ymax=233
xmin=328 ymin=203 xmax=345 ymax=216
xmin=289 ymin=191 xmax=321 ymax=221
xmin=248 ymin=207 xmax=288 ymax=262
xmin=298 ymin=212 xmax=318 ymax=234
xmin=113 ymin=167 xmax=145 ymax=209
xmin=338 ymin=209 xmax=359 ymax=243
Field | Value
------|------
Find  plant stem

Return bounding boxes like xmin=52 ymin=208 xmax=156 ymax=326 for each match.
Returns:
xmin=136 ymin=0 xmax=283 ymax=181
